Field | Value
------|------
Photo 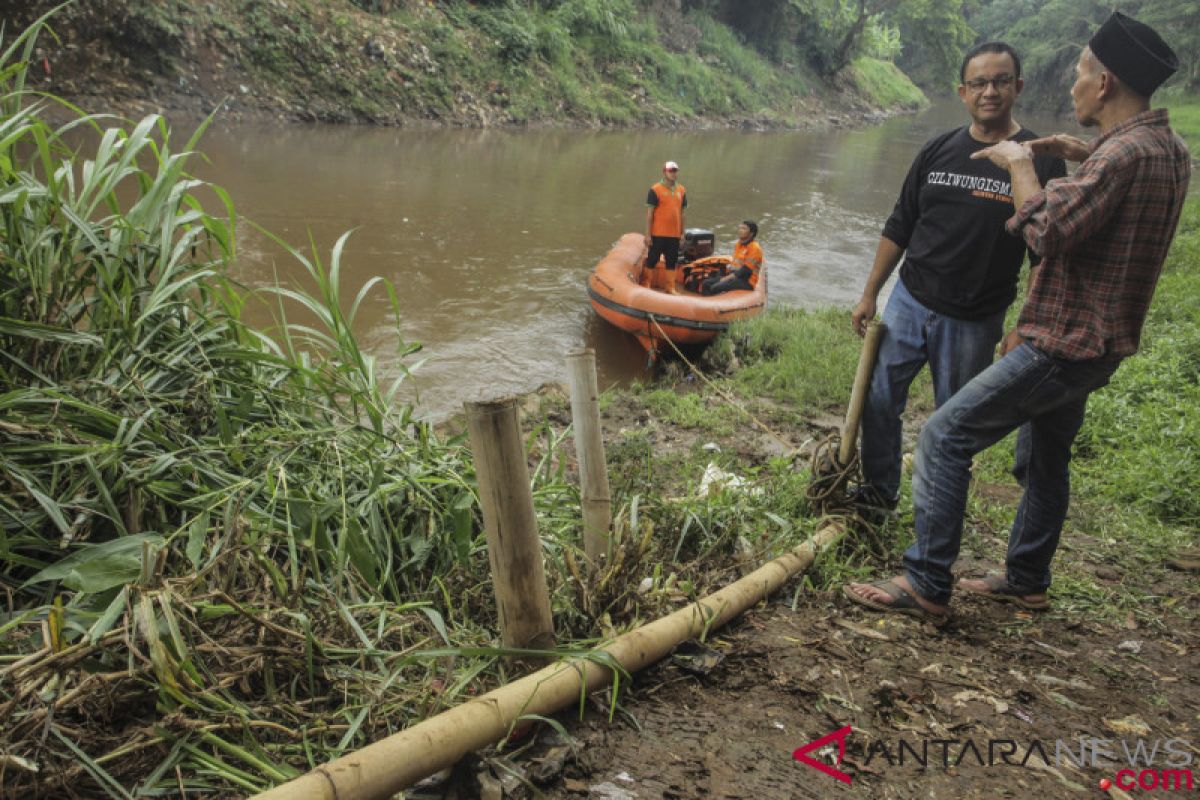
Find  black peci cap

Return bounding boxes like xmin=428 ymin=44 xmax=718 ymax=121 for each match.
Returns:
xmin=1088 ymin=11 xmax=1178 ymax=97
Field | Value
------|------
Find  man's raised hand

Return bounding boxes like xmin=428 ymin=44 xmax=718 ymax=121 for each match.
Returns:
xmin=1026 ymin=133 xmax=1090 ymax=162
xmin=969 ymin=139 xmax=1033 ymax=172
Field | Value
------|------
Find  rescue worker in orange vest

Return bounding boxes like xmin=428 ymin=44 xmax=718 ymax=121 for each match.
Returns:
xmin=644 ymin=160 xmax=687 ymax=294
xmin=701 ymin=220 xmax=763 ymax=295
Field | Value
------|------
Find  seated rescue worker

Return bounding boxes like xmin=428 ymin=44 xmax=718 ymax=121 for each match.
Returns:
xmin=701 ymin=220 xmax=763 ymax=296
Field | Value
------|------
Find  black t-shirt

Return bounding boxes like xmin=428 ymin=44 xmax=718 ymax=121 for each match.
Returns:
xmin=882 ymin=126 xmax=1067 ymax=319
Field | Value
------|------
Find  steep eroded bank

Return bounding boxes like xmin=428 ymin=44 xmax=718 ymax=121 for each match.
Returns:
xmin=5 ymin=0 xmax=925 ymax=129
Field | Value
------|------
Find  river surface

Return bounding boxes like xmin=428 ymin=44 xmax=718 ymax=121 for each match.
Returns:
xmin=193 ymin=98 xmax=1074 ymax=421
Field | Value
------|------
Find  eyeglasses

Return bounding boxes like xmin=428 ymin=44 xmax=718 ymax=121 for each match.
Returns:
xmin=665 ymin=168 xmax=678 ymax=172
xmin=963 ymin=74 xmax=1016 ymax=93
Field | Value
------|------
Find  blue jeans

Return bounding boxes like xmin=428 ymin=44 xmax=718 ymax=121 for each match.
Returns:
xmin=861 ymin=278 xmax=1005 ymax=502
xmin=904 ymin=343 xmax=1119 ymax=604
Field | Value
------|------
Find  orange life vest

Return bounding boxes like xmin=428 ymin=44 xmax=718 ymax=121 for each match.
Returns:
xmin=648 ymin=181 xmax=686 ymax=237
xmin=733 ymin=239 xmax=763 ymax=288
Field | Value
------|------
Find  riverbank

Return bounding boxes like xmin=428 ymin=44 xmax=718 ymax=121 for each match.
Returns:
xmin=11 ymin=0 xmax=925 ymax=130
xmin=3 ymin=14 xmax=1198 ymax=798
xmin=515 ymin=128 xmax=1199 ymax=797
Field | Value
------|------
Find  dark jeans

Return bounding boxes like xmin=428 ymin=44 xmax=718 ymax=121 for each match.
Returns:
xmin=701 ymin=274 xmax=752 ymax=295
xmin=904 ymin=342 xmax=1120 ymax=604
xmin=861 ymin=278 xmax=1006 ymax=502
xmin=645 ymin=236 xmax=680 ymax=270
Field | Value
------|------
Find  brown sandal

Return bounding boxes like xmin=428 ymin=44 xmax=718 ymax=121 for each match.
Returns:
xmin=843 ymin=579 xmax=950 ymax=627
xmin=958 ymin=574 xmax=1050 ymax=611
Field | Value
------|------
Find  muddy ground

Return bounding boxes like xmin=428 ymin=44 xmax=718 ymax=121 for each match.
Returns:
xmin=453 ymin=555 xmax=1198 ymax=799
xmin=429 ymin=383 xmax=1200 ymax=800
xmin=533 ymin=579 xmax=1198 ymax=799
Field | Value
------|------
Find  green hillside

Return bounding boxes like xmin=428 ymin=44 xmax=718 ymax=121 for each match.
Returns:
xmin=6 ymin=0 xmax=927 ymax=127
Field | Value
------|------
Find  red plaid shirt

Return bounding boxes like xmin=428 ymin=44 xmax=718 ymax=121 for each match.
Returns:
xmin=1007 ymin=109 xmax=1191 ymax=361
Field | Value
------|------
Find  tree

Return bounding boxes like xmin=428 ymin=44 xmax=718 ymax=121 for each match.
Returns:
xmin=819 ymin=0 xmax=975 ymax=79
xmin=968 ymin=0 xmax=1197 ymax=110
xmin=968 ymin=0 xmax=1049 ymax=42
xmin=832 ymin=0 xmax=895 ymax=73
xmin=1136 ymin=0 xmax=1199 ymax=90
xmin=684 ymin=0 xmax=971 ymax=80
xmin=891 ymin=0 xmax=977 ymax=89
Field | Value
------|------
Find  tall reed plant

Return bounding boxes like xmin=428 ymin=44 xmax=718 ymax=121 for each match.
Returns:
xmin=0 ymin=8 xmax=480 ymax=604
xmin=0 ymin=12 xmax=517 ymax=796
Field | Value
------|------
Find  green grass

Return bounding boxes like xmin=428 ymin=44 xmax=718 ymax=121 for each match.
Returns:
xmin=1163 ymin=93 xmax=1200 ymax=149
xmin=727 ymin=307 xmax=877 ymax=412
xmin=845 ymin=57 xmax=927 ymax=111
xmin=667 ymin=197 xmax=1200 ymax=622
xmin=635 ymin=387 xmax=735 ymax=434
xmin=1071 ymin=202 xmax=1200 ymax=527
xmin=970 ymin=200 xmax=1200 ymax=618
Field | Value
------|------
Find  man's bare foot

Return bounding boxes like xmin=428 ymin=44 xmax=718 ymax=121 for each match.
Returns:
xmin=957 ymin=574 xmax=1049 ymax=610
xmin=844 ymin=575 xmax=949 ymax=617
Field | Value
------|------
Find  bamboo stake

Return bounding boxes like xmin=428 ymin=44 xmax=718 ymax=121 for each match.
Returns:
xmin=465 ymin=397 xmax=555 ymax=651
xmin=838 ymin=320 xmax=886 ymax=467
xmin=251 ymin=520 xmax=847 ymax=800
xmin=565 ymin=348 xmax=612 ymax=567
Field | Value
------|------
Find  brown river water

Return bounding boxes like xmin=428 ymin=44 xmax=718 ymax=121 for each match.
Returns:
xmin=191 ymin=99 xmax=1072 ymax=421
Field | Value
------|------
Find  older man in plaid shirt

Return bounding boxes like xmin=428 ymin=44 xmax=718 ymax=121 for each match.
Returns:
xmin=845 ymin=11 xmax=1191 ymax=624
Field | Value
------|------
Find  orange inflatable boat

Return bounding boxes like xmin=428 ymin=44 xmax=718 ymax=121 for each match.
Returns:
xmin=587 ymin=232 xmax=768 ymax=356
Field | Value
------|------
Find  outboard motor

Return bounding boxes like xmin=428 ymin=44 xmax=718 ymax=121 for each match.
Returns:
xmin=680 ymin=228 xmax=715 ymax=264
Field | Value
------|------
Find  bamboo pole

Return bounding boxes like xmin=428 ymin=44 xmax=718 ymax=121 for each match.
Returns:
xmin=565 ymin=348 xmax=612 ymax=567
xmin=465 ymin=397 xmax=555 ymax=651
xmin=838 ymin=320 xmax=886 ymax=467
xmin=252 ymin=520 xmax=847 ymax=800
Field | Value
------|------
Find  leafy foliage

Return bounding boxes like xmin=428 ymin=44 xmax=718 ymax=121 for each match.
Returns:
xmin=0 ymin=14 xmax=507 ymax=795
xmin=686 ymin=0 xmax=969 ymax=86
xmin=968 ymin=0 xmax=1199 ymax=110
xmin=9 ymin=0 xmax=932 ymax=127
xmin=891 ymin=0 xmax=976 ymax=90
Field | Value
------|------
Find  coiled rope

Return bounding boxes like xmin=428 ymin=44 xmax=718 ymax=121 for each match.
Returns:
xmin=646 ymin=315 xmax=888 ymax=542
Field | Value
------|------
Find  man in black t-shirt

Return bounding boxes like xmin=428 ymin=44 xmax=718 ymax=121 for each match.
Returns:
xmin=847 ymin=41 xmax=1067 ymax=522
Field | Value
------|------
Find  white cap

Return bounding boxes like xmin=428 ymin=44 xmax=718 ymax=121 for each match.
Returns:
xmin=664 ymin=161 xmax=679 ymax=171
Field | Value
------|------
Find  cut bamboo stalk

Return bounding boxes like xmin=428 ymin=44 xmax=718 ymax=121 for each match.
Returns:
xmin=839 ymin=320 xmax=886 ymax=467
xmin=565 ymin=348 xmax=612 ymax=567
xmin=465 ymin=397 xmax=555 ymax=651
xmin=251 ymin=520 xmax=846 ymax=800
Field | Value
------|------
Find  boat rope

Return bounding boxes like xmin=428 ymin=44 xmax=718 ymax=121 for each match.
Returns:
xmin=805 ymin=433 xmax=858 ymax=506
xmin=647 ymin=315 xmax=885 ymax=544
xmin=648 ymin=315 xmax=802 ymax=458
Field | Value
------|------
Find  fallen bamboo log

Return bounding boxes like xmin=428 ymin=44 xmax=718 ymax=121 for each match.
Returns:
xmin=252 ymin=520 xmax=847 ymax=800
